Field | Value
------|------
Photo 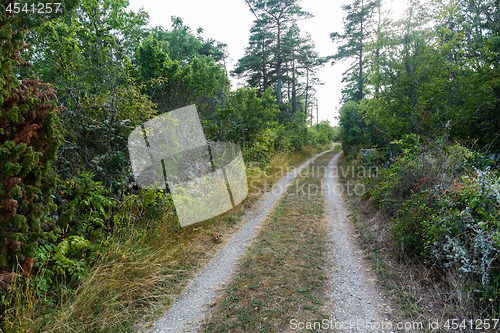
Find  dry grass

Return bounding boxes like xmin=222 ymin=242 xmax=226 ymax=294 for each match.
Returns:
xmin=201 ymin=147 xmax=340 ymax=332
xmin=1 ymin=273 xmax=42 ymax=333
xmin=1 ymin=145 xmax=333 ymax=333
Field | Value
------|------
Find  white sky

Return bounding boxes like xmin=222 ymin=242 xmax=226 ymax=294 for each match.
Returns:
xmin=127 ymin=0 xmax=408 ymax=126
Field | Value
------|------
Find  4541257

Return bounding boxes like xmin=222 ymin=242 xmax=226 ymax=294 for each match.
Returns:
xmin=443 ymin=318 xmax=499 ymax=331
xmin=5 ymin=2 xmax=62 ymax=14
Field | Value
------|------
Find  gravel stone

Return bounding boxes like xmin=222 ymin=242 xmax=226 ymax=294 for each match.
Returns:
xmin=323 ymin=152 xmax=392 ymax=332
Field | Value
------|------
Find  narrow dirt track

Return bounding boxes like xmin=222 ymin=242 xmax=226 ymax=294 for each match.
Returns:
xmin=147 ymin=149 xmax=396 ymax=333
xmin=147 ymin=148 xmax=335 ymax=333
xmin=323 ymin=153 xmax=393 ymax=332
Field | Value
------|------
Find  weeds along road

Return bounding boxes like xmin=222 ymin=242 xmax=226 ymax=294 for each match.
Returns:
xmin=146 ymin=147 xmax=337 ymax=333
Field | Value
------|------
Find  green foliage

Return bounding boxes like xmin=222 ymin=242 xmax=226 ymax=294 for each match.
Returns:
xmin=35 ymin=235 xmax=90 ymax=292
xmin=1 ymin=0 xmax=80 ymax=31
xmin=307 ymin=121 xmax=337 ymax=147
xmin=137 ymin=189 xmax=174 ymax=221
xmin=58 ymin=173 xmax=116 ymax=240
xmin=0 ymin=0 xmax=336 ymax=330
xmin=338 ymin=100 xmax=367 ymax=156
xmin=237 ymin=0 xmax=316 ymax=105
xmin=0 ymin=6 xmax=62 ymax=270
xmin=337 ymin=0 xmax=500 ymax=154
xmin=330 ymin=0 xmax=381 ymax=102
xmin=243 ymin=127 xmax=278 ymax=164
xmin=392 ymin=191 xmax=429 ymax=255
xmin=24 ymin=0 xmax=156 ymax=189
xmin=150 ymin=17 xmax=227 ymax=63
xmin=132 ymin=19 xmax=230 ymax=121
xmin=211 ymin=87 xmax=280 ymax=163
xmin=359 ymin=135 xmax=500 ymax=312
xmin=231 ymin=17 xmax=274 ymax=94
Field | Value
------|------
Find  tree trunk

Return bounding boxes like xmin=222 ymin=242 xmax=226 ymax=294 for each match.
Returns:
xmin=292 ymin=54 xmax=297 ymax=115
xmin=262 ymin=35 xmax=267 ymax=92
xmin=305 ymin=68 xmax=309 ymax=122
xmin=358 ymin=0 xmax=364 ymax=101
xmin=276 ymin=22 xmax=282 ymax=104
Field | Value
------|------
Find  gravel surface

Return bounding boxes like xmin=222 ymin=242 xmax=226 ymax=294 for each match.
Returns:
xmin=146 ymin=148 xmax=335 ymax=333
xmin=323 ymin=153 xmax=394 ymax=332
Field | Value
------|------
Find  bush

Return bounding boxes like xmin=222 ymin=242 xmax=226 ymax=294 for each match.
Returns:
xmin=338 ymin=100 xmax=366 ymax=156
xmin=0 ymin=11 xmax=62 ymax=271
xmin=274 ymin=125 xmax=293 ymax=153
xmin=57 ymin=173 xmax=117 ymax=241
xmin=242 ymin=127 xmax=277 ymax=166
xmin=307 ymin=128 xmax=330 ymax=147
xmin=426 ymin=169 xmax=500 ymax=281
xmin=360 ymin=136 xmax=500 ymax=312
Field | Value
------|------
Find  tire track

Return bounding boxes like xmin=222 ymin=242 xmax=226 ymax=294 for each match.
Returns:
xmin=323 ymin=153 xmax=393 ymax=332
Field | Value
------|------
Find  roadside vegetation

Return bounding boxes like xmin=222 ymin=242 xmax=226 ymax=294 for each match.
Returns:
xmin=2 ymin=144 xmax=332 ymax=333
xmin=339 ymin=137 xmax=499 ymax=329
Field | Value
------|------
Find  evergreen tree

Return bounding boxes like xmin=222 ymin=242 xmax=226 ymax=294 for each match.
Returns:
xmin=0 ymin=2 xmax=63 ymax=270
xmin=330 ymin=0 xmax=381 ymax=102
xmin=243 ymin=0 xmax=312 ymax=104
xmin=232 ymin=17 xmax=274 ymax=95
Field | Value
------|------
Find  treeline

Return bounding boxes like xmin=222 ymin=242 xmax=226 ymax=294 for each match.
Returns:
xmin=335 ymin=0 xmax=499 ymax=154
xmin=335 ymin=0 xmax=500 ymax=317
xmin=0 ymin=0 xmax=337 ymax=330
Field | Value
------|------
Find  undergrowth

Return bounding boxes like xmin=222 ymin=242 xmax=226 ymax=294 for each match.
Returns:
xmin=341 ymin=134 xmax=500 ymax=330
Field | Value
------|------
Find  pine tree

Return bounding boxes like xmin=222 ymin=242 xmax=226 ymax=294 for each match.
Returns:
xmin=232 ymin=18 xmax=274 ymax=95
xmin=330 ymin=0 xmax=381 ymax=102
xmin=243 ymin=0 xmax=312 ymax=104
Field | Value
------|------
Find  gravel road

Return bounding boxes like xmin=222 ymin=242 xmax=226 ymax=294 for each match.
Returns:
xmin=146 ymin=148 xmax=335 ymax=333
xmin=323 ymin=152 xmax=394 ymax=332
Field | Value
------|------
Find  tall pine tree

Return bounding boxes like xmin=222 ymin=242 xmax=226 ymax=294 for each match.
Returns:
xmin=330 ymin=0 xmax=381 ymax=102
xmin=243 ymin=0 xmax=312 ymax=104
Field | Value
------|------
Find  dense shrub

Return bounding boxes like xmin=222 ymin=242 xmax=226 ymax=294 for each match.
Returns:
xmin=426 ymin=169 xmax=500 ymax=286
xmin=360 ymin=134 xmax=500 ymax=312
xmin=57 ymin=173 xmax=117 ymax=241
xmin=0 ymin=10 xmax=62 ymax=271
